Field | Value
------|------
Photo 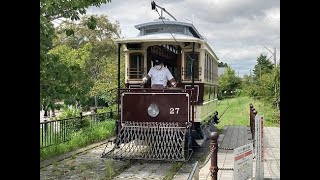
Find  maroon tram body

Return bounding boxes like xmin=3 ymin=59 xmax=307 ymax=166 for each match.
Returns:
xmin=103 ymin=1 xmax=219 ymax=162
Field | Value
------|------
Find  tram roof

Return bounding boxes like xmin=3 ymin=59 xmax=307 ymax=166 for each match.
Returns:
xmin=114 ymin=19 xmax=219 ymax=61
xmin=115 ymin=33 xmax=219 ymax=60
xmin=115 ymin=33 xmax=203 ymax=44
xmin=134 ymin=19 xmax=203 ymax=39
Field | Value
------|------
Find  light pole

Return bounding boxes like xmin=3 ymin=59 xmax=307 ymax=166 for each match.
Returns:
xmin=264 ymin=46 xmax=278 ymax=108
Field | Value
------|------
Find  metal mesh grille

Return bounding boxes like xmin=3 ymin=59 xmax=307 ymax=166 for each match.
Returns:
xmin=111 ymin=121 xmax=189 ymax=161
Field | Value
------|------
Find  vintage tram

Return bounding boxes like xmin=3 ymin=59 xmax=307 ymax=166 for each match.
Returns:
xmin=102 ymin=1 xmax=219 ymax=162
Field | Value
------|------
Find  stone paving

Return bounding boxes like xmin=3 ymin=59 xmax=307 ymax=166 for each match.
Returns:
xmin=194 ymin=126 xmax=280 ymax=180
xmin=40 ymin=142 xmax=130 ymax=180
xmin=40 ymin=126 xmax=280 ymax=180
xmin=40 ymin=140 xmax=181 ymax=180
xmin=113 ymin=162 xmax=173 ymax=180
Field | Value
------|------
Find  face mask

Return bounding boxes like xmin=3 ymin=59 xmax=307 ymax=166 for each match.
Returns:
xmin=155 ymin=65 xmax=162 ymax=70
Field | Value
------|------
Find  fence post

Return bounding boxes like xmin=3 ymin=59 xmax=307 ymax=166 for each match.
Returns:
xmin=249 ymin=104 xmax=253 ymax=135
xmin=44 ymin=119 xmax=48 ymax=132
xmin=252 ymin=109 xmax=257 ymax=140
xmin=80 ymin=112 xmax=83 ymax=127
xmin=210 ymin=132 xmax=219 ymax=180
xmin=44 ymin=119 xmax=48 ymax=146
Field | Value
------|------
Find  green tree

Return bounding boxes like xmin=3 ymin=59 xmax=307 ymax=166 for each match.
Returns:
xmin=54 ymin=15 xmax=123 ymax=107
xmin=40 ymin=0 xmax=111 ymax=21
xmin=241 ymin=63 xmax=280 ymax=109
xmin=48 ymin=44 xmax=93 ymax=105
xmin=54 ymin=15 xmax=120 ymax=48
xmin=40 ymin=0 xmax=111 ymax=111
xmin=241 ymin=74 xmax=254 ymax=96
xmin=253 ymin=54 xmax=274 ymax=80
xmin=240 ymin=53 xmax=280 ymax=110
xmin=218 ymin=66 xmax=242 ymax=98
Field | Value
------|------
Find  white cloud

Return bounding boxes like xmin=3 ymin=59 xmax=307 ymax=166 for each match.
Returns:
xmin=87 ymin=0 xmax=280 ymax=77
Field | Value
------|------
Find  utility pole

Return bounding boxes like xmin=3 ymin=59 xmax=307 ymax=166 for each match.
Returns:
xmin=274 ymin=48 xmax=277 ymax=104
xmin=264 ymin=46 xmax=278 ymax=108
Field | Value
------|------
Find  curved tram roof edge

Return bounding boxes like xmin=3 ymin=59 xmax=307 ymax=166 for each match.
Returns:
xmin=134 ymin=20 xmax=203 ymax=40
xmin=115 ymin=33 xmax=219 ymax=61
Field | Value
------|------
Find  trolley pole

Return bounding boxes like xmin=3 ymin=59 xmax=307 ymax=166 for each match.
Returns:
xmin=116 ymin=43 xmax=121 ymax=136
xmin=210 ymin=132 xmax=219 ymax=180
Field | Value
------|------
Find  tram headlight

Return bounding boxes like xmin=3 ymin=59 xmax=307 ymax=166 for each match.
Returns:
xmin=147 ymin=104 xmax=160 ymax=117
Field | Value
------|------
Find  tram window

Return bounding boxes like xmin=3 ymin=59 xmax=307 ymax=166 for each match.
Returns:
xmin=205 ymin=53 xmax=209 ymax=82
xmin=129 ymin=53 xmax=144 ymax=79
xmin=185 ymin=52 xmax=199 ymax=80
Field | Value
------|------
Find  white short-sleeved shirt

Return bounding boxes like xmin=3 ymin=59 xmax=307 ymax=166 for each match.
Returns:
xmin=148 ymin=66 xmax=174 ymax=87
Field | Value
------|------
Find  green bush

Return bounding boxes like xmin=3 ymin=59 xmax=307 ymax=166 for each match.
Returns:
xmin=60 ymin=108 xmax=81 ymax=119
xmin=40 ymin=120 xmax=115 ymax=160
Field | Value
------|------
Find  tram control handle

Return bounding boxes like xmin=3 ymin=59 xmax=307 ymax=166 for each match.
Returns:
xmin=141 ymin=78 xmax=177 ymax=88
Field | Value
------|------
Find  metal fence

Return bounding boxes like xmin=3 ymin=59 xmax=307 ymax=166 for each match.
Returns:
xmin=40 ymin=111 xmax=115 ymax=149
xmin=249 ymin=103 xmax=257 ymax=140
xmin=186 ymin=103 xmax=259 ymax=180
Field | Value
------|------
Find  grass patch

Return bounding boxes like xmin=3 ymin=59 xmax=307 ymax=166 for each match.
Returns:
xmin=215 ymin=96 xmax=279 ymax=133
xmin=104 ymin=159 xmax=117 ymax=179
xmin=163 ymin=162 xmax=184 ymax=180
xmin=40 ymin=119 xmax=115 ymax=160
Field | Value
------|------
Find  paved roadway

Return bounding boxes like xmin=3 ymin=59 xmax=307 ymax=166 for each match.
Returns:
xmin=194 ymin=125 xmax=280 ymax=180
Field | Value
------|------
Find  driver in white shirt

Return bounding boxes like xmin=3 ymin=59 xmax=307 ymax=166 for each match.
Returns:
xmin=142 ymin=59 xmax=177 ymax=89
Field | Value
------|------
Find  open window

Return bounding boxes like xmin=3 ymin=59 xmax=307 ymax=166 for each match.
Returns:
xmin=147 ymin=45 xmax=179 ymax=81
xmin=128 ymin=53 xmax=144 ymax=79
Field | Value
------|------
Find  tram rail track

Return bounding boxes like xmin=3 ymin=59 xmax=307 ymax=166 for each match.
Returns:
xmin=40 ymin=136 xmax=212 ymax=180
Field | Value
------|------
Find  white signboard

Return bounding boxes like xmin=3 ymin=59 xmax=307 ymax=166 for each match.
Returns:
xmin=234 ymin=143 xmax=253 ymax=180
xmin=255 ymin=115 xmax=264 ymax=180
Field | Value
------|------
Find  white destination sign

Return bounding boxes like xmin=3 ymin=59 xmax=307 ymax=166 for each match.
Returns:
xmin=234 ymin=143 xmax=253 ymax=180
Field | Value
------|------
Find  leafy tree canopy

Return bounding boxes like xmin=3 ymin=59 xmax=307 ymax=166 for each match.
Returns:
xmin=53 ymin=15 xmax=124 ymax=106
xmin=40 ymin=0 xmax=111 ymax=110
xmin=253 ymin=53 xmax=274 ymax=79
xmin=218 ymin=66 xmax=241 ymax=96
xmin=40 ymin=0 xmax=111 ymax=21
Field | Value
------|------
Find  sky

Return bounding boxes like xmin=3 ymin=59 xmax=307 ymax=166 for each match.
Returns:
xmin=87 ymin=0 xmax=280 ymax=78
